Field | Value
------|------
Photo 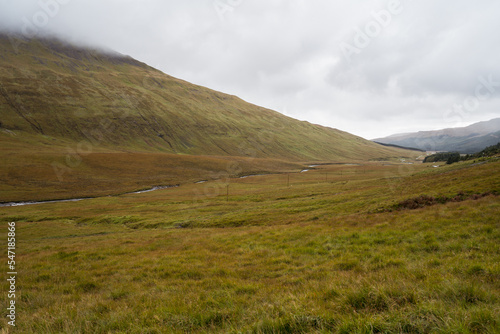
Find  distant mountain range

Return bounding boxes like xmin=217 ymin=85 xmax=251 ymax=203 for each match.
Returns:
xmin=0 ymin=33 xmax=413 ymax=162
xmin=373 ymin=118 xmax=500 ymax=154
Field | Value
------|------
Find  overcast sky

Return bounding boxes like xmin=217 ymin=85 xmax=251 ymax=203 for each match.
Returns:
xmin=1 ymin=0 xmax=500 ymax=139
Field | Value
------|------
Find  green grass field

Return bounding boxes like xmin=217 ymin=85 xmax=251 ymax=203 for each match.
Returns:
xmin=1 ymin=158 xmax=499 ymax=333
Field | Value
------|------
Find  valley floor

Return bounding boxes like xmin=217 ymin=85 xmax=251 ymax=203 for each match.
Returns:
xmin=0 ymin=159 xmax=499 ymax=333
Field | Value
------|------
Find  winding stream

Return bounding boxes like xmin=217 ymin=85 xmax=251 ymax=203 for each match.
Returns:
xmin=0 ymin=185 xmax=179 ymax=208
xmin=0 ymin=198 xmax=86 ymax=208
xmin=0 ymin=167 xmax=324 ymax=208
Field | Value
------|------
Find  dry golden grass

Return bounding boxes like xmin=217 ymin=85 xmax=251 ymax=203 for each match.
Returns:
xmin=0 ymin=146 xmax=303 ymax=202
xmin=0 ymin=159 xmax=498 ymax=333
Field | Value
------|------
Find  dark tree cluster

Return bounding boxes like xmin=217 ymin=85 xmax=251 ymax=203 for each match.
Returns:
xmin=424 ymin=142 xmax=500 ymax=165
xmin=467 ymin=142 xmax=500 ymax=159
xmin=423 ymin=152 xmax=461 ymax=164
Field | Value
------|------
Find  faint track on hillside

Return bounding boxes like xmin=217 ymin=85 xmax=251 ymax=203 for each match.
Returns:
xmin=0 ymin=83 xmax=45 ymax=134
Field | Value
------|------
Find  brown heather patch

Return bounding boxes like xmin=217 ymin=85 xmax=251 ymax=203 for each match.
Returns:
xmin=381 ymin=191 xmax=499 ymax=212
xmin=0 ymin=149 xmax=302 ymax=203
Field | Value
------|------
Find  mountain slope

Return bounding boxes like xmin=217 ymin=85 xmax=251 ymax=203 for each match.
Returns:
xmin=373 ymin=118 xmax=500 ymax=154
xmin=0 ymin=34 xmax=421 ymax=202
xmin=0 ymin=34 xmax=413 ymax=162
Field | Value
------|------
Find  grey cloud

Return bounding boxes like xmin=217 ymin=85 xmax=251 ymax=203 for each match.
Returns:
xmin=329 ymin=1 xmax=500 ymax=98
xmin=0 ymin=0 xmax=499 ymax=139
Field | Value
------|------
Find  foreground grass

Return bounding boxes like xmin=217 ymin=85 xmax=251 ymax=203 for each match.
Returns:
xmin=0 ymin=159 xmax=499 ymax=333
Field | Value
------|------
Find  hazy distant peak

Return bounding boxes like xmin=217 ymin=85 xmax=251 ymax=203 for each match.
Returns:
xmin=373 ymin=118 xmax=500 ymax=153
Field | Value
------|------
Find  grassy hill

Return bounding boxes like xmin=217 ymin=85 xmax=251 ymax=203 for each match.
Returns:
xmin=0 ymin=33 xmax=413 ymax=160
xmin=0 ymin=34 xmax=417 ymax=202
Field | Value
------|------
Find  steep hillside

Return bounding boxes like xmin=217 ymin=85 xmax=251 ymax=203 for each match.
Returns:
xmin=0 ymin=34 xmax=421 ymax=202
xmin=0 ymin=34 xmax=412 ymax=161
xmin=374 ymin=118 xmax=500 ymax=153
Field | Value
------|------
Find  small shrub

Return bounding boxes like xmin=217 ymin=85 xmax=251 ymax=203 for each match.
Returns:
xmin=467 ymin=265 xmax=486 ymax=276
xmin=385 ymin=288 xmax=418 ymax=307
xmin=385 ymin=259 xmax=405 ymax=268
xmin=422 ymin=243 xmax=440 ymax=253
xmin=337 ymin=321 xmax=358 ymax=334
xmin=193 ymin=311 xmax=231 ymax=328
xmin=344 ymin=289 xmax=389 ymax=312
xmin=468 ymin=309 xmax=497 ymax=333
xmin=335 ymin=260 xmax=360 ymax=271
xmin=35 ymin=274 xmax=51 ymax=282
xmin=252 ymin=315 xmax=328 ymax=334
xmin=427 ymin=259 xmax=441 ymax=268
xmin=77 ymin=282 xmax=99 ymax=293
xmin=174 ymin=221 xmax=194 ymax=228
xmin=323 ymin=288 xmax=341 ymax=301
xmin=443 ymin=284 xmax=488 ymax=305
xmin=235 ymin=285 xmax=258 ymax=295
xmin=110 ymin=290 xmax=129 ymax=300
xmin=93 ymin=303 xmax=110 ymax=315
xmin=54 ymin=251 xmax=79 ymax=260
xmin=178 ymin=270 xmax=203 ymax=280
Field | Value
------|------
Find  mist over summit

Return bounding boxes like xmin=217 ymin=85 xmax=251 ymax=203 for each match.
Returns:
xmin=0 ymin=34 xmax=412 ymax=162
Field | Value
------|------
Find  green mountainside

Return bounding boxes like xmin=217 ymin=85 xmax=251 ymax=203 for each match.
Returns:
xmin=0 ymin=34 xmax=412 ymax=161
xmin=0 ymin=34 xmax=420 ymax=202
